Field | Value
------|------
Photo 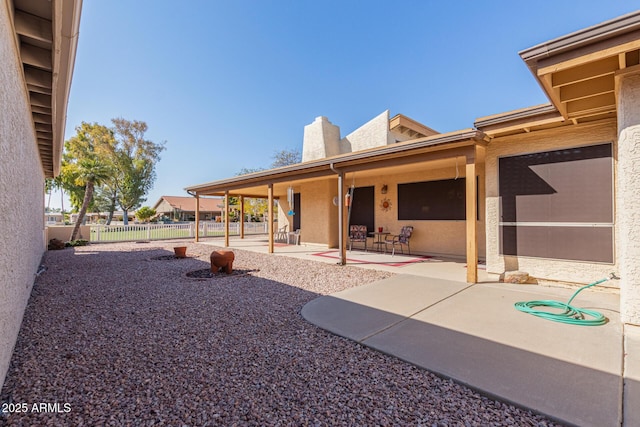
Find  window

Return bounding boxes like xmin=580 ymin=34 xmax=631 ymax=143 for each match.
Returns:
xmin=498 ymin=143 xmax=613 ymax=263
xmin=398 ymin=178 xmax=476 ymax=220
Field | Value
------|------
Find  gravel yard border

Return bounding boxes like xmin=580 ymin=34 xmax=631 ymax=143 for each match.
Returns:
xmin=0 ymin=241 xmax=563 ymax=426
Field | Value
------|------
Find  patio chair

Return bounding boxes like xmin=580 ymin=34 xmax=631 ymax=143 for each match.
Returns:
xmin=288 ymin=229 xmax=301 ymax=245
xmin=275 ymin=224 xmax=288 ymax=242
xmin=349 ymin=225 xmax=368 ymax=251
xmin=385 ymin=226 xmax=413 ymax=256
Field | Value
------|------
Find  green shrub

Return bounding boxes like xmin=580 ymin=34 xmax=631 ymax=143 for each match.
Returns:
xmin=65 ymin=239 xmax=89 ymax=247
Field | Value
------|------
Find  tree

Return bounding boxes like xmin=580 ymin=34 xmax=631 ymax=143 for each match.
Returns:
xmin=271 ymin=148 xmax=301 ymax=168
xmin=110 ymin=118 xmax=165 ymax=225
xmin=45 ymin=178 xmax=54 ymax=212
xmin=136 ymin=206 xmax=156 ymax=223
xmin=62 ymin=122 xmax=115 ymax=241
xmin=235 ymin=148 xmax=301 ymax=220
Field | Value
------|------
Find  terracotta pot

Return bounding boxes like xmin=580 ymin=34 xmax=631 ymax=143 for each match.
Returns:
xmin=174 ymin=246 xmax=187 ymax=258
xmin=210 ymin=250 xmax=235 ymax=274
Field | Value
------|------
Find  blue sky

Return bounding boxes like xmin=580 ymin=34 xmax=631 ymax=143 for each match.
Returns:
xmin=50 ymin=1 xmax=640 ymax=210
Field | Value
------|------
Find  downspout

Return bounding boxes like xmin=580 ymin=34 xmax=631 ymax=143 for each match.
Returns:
xmin=330 ymin=163 xmax=346 ymax=265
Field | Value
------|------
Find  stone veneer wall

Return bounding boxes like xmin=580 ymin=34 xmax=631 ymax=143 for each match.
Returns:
xmin=485 ymin=120 xmax=619 ymax=286
xmin=0 ymin=4 xmax=47 ymax=387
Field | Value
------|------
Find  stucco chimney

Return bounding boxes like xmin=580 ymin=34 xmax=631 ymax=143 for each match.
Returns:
xmin=302 ymin=116 xmax=342 ymax=162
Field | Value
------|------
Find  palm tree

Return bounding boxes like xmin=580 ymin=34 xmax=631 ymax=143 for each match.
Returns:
xmin=63 ymin=122 xmax=116 ymax=241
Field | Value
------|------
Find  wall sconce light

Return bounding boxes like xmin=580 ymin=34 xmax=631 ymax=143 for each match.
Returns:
xmin=381 ymin=184 xmax=388 ymax=194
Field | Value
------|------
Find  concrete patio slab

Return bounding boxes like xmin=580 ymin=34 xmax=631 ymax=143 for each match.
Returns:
xmin=301 ymin=275 xmax=470 ymax=341
xmin=302 ymin=275 xmax=623 ymax=427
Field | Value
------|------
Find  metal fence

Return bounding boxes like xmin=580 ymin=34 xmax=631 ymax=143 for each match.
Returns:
xmin=90 ymin=221 xmax=268 ymax=243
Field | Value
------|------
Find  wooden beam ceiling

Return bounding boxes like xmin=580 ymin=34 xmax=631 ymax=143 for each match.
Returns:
xmin=12 ymin=3 xmax=56 ymax=176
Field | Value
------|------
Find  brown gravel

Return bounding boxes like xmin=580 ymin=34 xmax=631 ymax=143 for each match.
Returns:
xmin=0 ymin=241 xmax=564 ymax=426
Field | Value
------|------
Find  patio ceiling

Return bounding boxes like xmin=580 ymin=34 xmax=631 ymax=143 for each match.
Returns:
xmin=186 ymin=129 xmax=488 ymax=198
xmin=476 ymin=11 xmax=640 ymax=138
xmin=10 ymin=0 xmax=82 ymax=177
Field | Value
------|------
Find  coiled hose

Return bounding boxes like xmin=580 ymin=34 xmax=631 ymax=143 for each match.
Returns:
xmin=514 ymin=273 xmax=618 ymax=326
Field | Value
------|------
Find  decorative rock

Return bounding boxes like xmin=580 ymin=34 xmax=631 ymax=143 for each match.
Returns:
xmin=502 ymin=271 xmax=530 ymax=284
xmin=210 ymin=250 xmax=235 ymax=274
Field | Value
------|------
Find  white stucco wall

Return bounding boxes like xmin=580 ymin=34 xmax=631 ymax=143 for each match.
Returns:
xmin=301 ymin=111 xmax=395 ymax=162
xmin=301 ymin=116 xmax=343 ymax=162
xmin=0 ymin=5 xmax=46 ymax=387
xmin=485 ymin=121 xmax=619 ymax=286
xmin=617 ymin=72 xmax=640 ymax=325
xmin=343 ymin=110 xmax=390 ymax=152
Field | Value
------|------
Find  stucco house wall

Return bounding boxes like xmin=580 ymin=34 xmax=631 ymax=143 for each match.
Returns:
xmin=277 ymin=179 xmax=337 ymax=246
xmin=485 ymin=121 xmax=618 ymax=285
xmin=617 ymin=73 xmax=640 ymax=324
xmin=0 ymin=4 xmax=47 ymax=388
xmin=343 ymin=110 xmax=391 ymax=153
xmin=335 ymin=165 xmax=486 ymax=258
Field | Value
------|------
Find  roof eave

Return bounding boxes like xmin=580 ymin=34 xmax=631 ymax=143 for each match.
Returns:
xmin=51 ymin=0 xmax=82 ymax=177
xmin=185 ymin=129 xmax=487 ymax=194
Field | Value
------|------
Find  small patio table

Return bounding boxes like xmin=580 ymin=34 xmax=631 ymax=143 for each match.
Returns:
xmin=370 ymin=232 xmax=389 ymax=252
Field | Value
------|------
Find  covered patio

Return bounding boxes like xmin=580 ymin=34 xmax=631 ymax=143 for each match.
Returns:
xmin=186 ymin=130 xmax=489 ymax=283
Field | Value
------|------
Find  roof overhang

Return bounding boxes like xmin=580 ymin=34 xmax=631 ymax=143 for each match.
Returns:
xmin=186 ymin=129 xmax=488 ymax=197
xmin=476 ymin=11 xmax=640 ymax=137
xmin=10 ymin=0 xmax=82 ymax=178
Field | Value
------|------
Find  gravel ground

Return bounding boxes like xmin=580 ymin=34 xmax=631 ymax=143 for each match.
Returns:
xmin=1 ymin=241 xmax=563 ymax=426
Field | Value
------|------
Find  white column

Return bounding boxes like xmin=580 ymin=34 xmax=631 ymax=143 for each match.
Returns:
xmin=617 ymin=71 xmax=640 ymax=325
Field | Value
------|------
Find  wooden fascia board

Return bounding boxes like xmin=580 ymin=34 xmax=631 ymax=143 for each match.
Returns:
xmin=187 ymin=133 xmax=486 ymax=195
xmin=51 ymin=0 xmax=82 ymax=177
xmin=480 ymin=115 xmax=565 ymax=136
xmin=336 ymin=142 xmax=477 ymax=173
xmin=536 ymin=38 xmax=640 ymax=76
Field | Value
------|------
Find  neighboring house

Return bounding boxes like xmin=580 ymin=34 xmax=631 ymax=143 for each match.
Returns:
xmin=45 ymin=212 xmax=64 ymax=225
xmin=0 ymin=0 xmax=82 ymax=388
xmin=69 ymin=211 xmax=133 ymax=224
xmin=186 ymin=11 xmax=640 ymax=328
xmin=153 ymin=195 xmax=224 ymax=221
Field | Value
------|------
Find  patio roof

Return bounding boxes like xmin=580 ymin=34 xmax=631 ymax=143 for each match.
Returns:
xmin=476 ymin=10 xmax=640 ymax=138
xmin=185 ymin=129 xmax=488 ymax=198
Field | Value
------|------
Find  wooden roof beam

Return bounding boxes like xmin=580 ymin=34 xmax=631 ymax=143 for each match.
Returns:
xmin=29 ymin=92 xmax=51 ymax=108
xmin=20 ymin=43 xmax=52 ymax=71
xmin=560 ymin=75 xmax=614 ymax=103
xmin=27 ymin=84 xmax=52 ymax=95
xmin=33 ymin=112 xmax=52 ymax=124
xmin=14 ymin=10 xmax=52 ymax=44
xmin=550 ymin=56 xmax=618 ymax=87
xmin=35 ymin=123 xmax=52 ymax=132
xmin=31 ymin=105 xmax=51 ymax=114
xmin=566 ymin=92 xmax=616 ymax=117
xmin=24 ymin=66 xmax=52 ymax=89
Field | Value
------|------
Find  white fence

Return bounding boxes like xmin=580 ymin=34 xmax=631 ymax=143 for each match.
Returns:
xmin=90 ymin=221 xmax=269 ymax=243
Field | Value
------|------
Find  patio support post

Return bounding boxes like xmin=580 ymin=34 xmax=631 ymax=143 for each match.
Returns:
xmin=337 ymin=169 xmax=346 ymax=265
xmin=466 ymin=148 xmax=478 ymax=283
xmin=224 ymin=191 xmax=229 ymax=247
xmin=268 ymin=183 xmax=274 ymax=254
xmin=194 ymin=194 xmax=200 ymax=242
xmin=240 ymin=196 xmax=245 ymax=239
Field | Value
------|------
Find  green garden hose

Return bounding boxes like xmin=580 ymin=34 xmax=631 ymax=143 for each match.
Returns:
xmin=514 ymin=273 xmax=618 ymax=326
